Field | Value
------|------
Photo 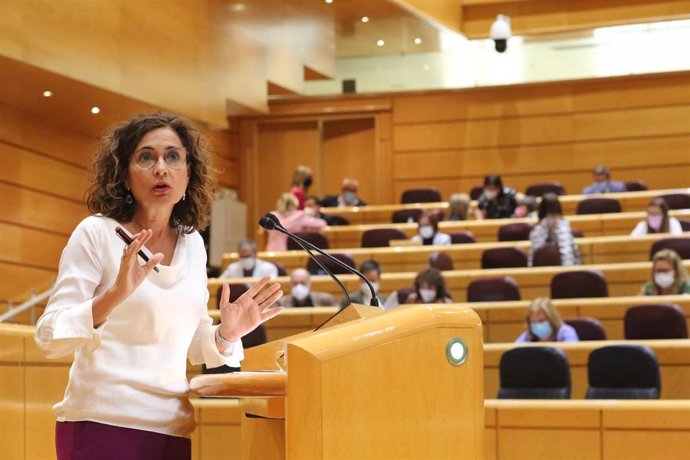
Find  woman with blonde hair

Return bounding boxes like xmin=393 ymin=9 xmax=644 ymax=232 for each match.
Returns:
xmin=640 ymin=249 xmax=690 ymax=295
xmin=515 ymin=297 xmax=579 ymax=342
xmin=265 ymin=192 xmax=326 ymax=251
xmin=447 ymin=193 xmax=470 ymax=221
xmin=290 ymin=165 xmax=313 ymax=210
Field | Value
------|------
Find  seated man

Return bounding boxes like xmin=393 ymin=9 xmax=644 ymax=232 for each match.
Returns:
xmin=220 ymin=239 xmax=278 ymax=279
xmin=321 ymin=178 xmax=367 ymax=207
xmin=340 ymin=259 xmax=387 ymax=308
xmin=278 ymin=268 xmax=336 ymax=307
xmin=582 ymin=165 xmax=627 ymax=194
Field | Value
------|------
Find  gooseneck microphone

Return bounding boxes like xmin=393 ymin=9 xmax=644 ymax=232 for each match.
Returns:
xmin=259 ymin=213 xmax=380 ymax=308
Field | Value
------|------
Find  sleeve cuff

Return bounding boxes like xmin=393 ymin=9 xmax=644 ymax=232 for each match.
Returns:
xmin=204 ymin=326 xmax=244 ymax=368
xmin=51 ymin=300 xmax=98 ymax=340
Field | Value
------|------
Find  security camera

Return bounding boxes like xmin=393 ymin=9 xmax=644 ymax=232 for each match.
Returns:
xmin=489 ymin=14 xmax=511 ymax=53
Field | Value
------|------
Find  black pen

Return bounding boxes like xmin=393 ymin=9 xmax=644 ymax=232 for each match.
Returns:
xmin=115 ymin=226 xmax=160 ymax=273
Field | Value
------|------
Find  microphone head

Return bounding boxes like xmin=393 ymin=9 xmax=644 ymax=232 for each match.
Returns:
xmin=258 ymin=214 xmax=276 ymax=230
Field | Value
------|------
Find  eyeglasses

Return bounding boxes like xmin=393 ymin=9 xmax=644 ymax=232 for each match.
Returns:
xmin=132 ymin=148 xmax=187 ymax=170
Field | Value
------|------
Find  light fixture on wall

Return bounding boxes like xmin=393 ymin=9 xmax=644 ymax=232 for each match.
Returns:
xmin=91 ymin=106 xmax=100 ymax=114
xmin=376 ymin=39 xmax=384 ymax=47
xmin=414 ymin=37 xmax=422 ymax=45
xmin=361 ymin=16 xmax=369 ymax=23
xmin=42 ymin=90 xmax=53 ymax=97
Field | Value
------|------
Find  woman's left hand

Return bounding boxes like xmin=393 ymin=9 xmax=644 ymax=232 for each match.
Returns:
xmin=218 ymin=276 xmax=284 ymax=342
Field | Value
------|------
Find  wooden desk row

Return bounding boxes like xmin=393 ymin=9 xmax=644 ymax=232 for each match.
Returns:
xmin=192 ymin=398 xmax=690 ymax=460
xmin=316 ymin=188 xmax=690 ymax=225
xmin=209 ymin=260 xmax=690 ymax=308
xmin=228 ymin=232 xmax=690 ymax=275
xmin=255 ymin=208 xmax=690 ymax=250
xmin=206 ymin=295 xmax=690 ymax=345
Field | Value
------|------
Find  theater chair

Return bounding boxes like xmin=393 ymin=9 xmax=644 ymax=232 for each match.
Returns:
xmin=624 ymin=303 xmax=688 ymax=340
xmin=525 ymin=182 xmax=566 ymax=197
xmin=481 ymin=247 xmax=528 ymax=269
xmin=498 ymin=347 xmax=571 ymax=399
xmin=447 ymin=230 xmax=476 ymax=244
xmin=287 ymin=232 xmax=329 ymax=250
xmin=429 ymin=252 xmax=454 ymax=271
xmin=215 ymin=282 xmax=250 ymax=304
xmin=391 ymin=208 xmax=422 ymax=223
xmin=467 ymin=277 xmax=521 ymax=302
xmin=400 ymin=188 xmax=442 ymax=204
xmin=361 ymin=228 xmax=408 ymax=248
xmin=658 ymin=193 xmax=690 ymax=210
xmin=306 ymin=253 xmax=356 ymax=275
xmin=586 ymin=345 xmax=660 ymax=399
xmin=469 ymin=186 xmax=484 ymax=200
xmin=576 ymin=198 xmax=622 ymax=215
xmin=497 ymin=222 xmax=533 ymax=242
xmin=564 ymin=318 xmax=607 ymax=341
xmin=551 ymin=270 xmax=608 ymax=299
xmin=649 ymin=237 xmax=690 ymax=260
xmin=532 ymin=243 xmax=562 ymax=267
xmin=624 ymin=181 xmax=648 ymax=192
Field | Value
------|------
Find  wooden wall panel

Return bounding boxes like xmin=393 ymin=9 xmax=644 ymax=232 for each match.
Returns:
xmin=255 ymin=121 xmax=320 ymax=217
xmin=322 ymin=118 xmax=376 ymax=198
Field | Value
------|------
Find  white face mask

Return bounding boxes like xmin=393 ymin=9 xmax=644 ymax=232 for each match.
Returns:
xmin=419 ymin=288 xmax=437 ymax=303
xmin=361 ymin=281 xmax=379 ymax=296
xmin=654 ymin=272 xmax=675 ymax=289
xmin=291 ymin=283 xmax=310 ymax=301
xmin=240 ymin=257 xmax=255 ymax=271
xmin=484 ymin=190 xmax=498 ymax=200
xmin=419 ymin=225 xmax=434 ymax=239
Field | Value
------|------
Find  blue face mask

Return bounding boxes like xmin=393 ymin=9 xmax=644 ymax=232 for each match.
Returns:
xmin=343 ymin=191 xmax=357 ymax=204
xmin=530 ymin=320 xmax=553 ymax=340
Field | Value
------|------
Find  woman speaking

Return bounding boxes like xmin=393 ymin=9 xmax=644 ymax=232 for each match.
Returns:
xmin=35 ymin=112 xmax=284 ymax=459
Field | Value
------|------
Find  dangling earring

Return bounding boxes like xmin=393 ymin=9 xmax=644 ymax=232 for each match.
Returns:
xmin=125 ymin=189 xmax=133 ymax=204
xmin=182 ymin=192 xmax=186 ymax=201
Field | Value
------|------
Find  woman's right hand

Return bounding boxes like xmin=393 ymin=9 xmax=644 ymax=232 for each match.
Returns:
xmin=111 ymin=229 xmax=164 ymax=300
xmin=92 ymin=229 xmax=163 ymax=328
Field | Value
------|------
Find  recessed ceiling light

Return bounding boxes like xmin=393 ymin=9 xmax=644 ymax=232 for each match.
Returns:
xmin=361 ymin=16 xmax=369 ymax=23
xmin=42 ymin=90 xmax=52 ymax=97
xmin=231 ymin=3 xmax=245 ymax=12
xmin=376 ymin=39 xmax=385 ymax=47
xmin=91 ymin=106 xmax=100 ymax=114
xmin=414 ymin=37 xmax=422 ymax=45
xmin=324 ymin=0 xmax=333 ymax=3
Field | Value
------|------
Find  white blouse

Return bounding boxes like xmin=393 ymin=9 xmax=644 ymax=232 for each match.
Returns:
xmin=35 ymin=216 xmax=243 ymax=438
xmin=630 ymin=217 xmax=683 ymax=236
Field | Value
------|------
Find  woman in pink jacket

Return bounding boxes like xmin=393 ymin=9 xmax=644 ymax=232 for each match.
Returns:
xmin=265 ymin=193 xmax=326 ymax=251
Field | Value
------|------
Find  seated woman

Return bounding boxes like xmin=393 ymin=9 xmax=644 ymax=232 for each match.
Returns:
xmin=265 ymin=193 xmax=326 ymax=251
xmin=513 ymin=195 xmax=538 ymax=219
xmin=631 ymin=197 xmax=683 ymax=236
xmin=446 ymin=193 xmax=471 ymax=221
xmin=516 ymin=297 xmax=579 ymax=343
xmin=528 ymin=193 xmax=580 ymax=266
xmin=411 ymin=211 xmax=451 ymax=246
xmin=383 ymin=267 xmax=452 ymax=310
xmin=640 ymin=249 xmax=690 ymax=295
xmin=475 ymin=174 xmax=518 ymax=219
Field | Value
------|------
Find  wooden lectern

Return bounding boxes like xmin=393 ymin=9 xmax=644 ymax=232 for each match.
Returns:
xmin=190 ymin=304 xmax=484 ymax=459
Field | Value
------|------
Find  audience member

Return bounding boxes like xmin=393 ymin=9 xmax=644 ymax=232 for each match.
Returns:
xmin=582 ymin=165 xmax=626 ymax=194
xmin=290 ymin=165 xmax=313 ymax=210
xmin=384 ymin=267 xmax=452 ymax=310
xmin=476 ymin=174 xmax=518 ymax=219
xmin=631 ymin=197 xmax=683 ymax=236
xmin=515 ymin=297 xmax=579 ymax=343
xmin=446 ymin=193 xmax=471 ymax=221
xmin=640 ymin=249 xmax=690 ymax=295
xmin=321 ymin=178 xmax=367 ymax=207
xmin=277 ymin=268 xmax=336 ymax=307
xmin=304 ymin=195 xmax=339 ymax=226
xmin=513 ymin=195 xmax=538 ymax=218
xmin=528 ymin=193 xmax=580 ymax=266
xmin=339 ymin=259 xmax=387 ymax=308
xmin=265 ymin=193 xmax=326 ymax=252
xmin=220 ymin=240 xmax=278 ymax=279
xmin=411 ymin=210 xmax=451 ymax=246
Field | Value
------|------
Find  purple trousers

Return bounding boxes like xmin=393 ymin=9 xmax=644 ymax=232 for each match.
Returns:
xmin=56 ymin=421 xmax=191 ymax=460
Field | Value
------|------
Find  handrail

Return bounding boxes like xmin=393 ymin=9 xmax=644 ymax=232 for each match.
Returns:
xmin=0 ymin=286 xmax=53 ymax=323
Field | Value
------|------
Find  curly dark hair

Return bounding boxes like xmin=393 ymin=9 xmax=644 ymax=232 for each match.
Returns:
xmin=85 ymin=112 xmax=216 ymax=233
